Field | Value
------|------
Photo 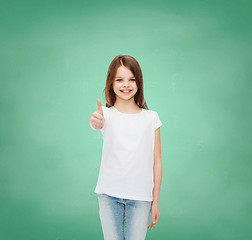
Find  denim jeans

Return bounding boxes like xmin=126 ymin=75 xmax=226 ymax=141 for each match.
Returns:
xmin=97 ymin=193 xmax=152 ymax=240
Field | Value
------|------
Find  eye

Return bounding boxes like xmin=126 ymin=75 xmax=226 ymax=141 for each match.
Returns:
xmin=115 ymin=78 xmax=135 ymax=81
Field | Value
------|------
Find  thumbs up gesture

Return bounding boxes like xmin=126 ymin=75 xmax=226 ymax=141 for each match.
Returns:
xmin=90 ymin=99 xmax=104 ymax=130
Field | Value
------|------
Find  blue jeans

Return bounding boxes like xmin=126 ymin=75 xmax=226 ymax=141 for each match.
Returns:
xmin=97 ymin=193 xmax=152 ymax=240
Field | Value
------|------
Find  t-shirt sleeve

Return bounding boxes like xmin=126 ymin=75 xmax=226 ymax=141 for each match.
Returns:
xmin=153 ymin=111 xmax=162 ymax=131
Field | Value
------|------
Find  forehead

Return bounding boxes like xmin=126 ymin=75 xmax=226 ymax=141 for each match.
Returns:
xmin=115 ymin=65 xmax=134 ymax=77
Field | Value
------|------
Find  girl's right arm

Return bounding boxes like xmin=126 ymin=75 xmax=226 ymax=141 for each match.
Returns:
xmin=90 ymin=99 xmax=104 ymax=130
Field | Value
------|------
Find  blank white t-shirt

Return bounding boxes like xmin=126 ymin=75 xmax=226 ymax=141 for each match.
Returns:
xmin=91 ymin=106 xmax=162 ymax=201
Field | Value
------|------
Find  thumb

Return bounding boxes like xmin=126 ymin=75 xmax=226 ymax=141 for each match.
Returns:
xmin=97 ymin=99 xmax=103 ymax=116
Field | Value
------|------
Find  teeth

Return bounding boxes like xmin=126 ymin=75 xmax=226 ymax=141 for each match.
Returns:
xmin=121 ymin=90 xmax=131 ymax=92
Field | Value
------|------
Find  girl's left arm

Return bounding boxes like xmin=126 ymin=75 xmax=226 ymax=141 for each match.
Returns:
xmin=149 ymin=127 xmax=162 ymax=230
xmin=152 ymin=127 xmax=162 ymax=204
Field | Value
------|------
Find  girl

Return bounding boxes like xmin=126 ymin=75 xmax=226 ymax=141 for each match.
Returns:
xmin=90 ymin=55 xmax=162 ymax=240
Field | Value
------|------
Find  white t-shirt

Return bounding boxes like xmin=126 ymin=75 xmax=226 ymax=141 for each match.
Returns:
xmin=91 ymin=106 xmax=162 ymax=201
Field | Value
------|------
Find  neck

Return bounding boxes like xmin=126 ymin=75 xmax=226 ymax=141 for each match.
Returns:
xmin=114 ymin=98 xmax=139 ymax=111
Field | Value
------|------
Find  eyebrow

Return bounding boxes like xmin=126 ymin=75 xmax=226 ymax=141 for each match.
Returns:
xmin=115 ymin=76 xmax=135 ymax=78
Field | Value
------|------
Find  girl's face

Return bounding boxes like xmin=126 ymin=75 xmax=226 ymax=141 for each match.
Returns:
xmin=113 ymin=65 xmax=138 ymax=102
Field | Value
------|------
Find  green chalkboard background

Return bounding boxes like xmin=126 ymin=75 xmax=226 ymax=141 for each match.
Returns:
xmin=1 ymin=0 xmax=251 ymax=239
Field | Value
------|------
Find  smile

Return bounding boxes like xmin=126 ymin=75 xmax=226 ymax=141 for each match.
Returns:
xmin=120 ymin=90 xmax=132 ymax=94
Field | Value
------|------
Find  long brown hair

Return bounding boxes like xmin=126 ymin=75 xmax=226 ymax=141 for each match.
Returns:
xmin=103 ymin=55 xmax=149 ymax=110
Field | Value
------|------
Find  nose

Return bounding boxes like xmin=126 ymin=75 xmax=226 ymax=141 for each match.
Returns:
xmin=123 ymin=81 xmax=130 ymax=87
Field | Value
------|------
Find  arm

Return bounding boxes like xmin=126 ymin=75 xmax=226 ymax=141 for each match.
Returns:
xmin=152 ymin=127 xmax=162 ymax=204
xmin=148 ymin=127 xmax=162 ymax=230
xmin=89 ymin=99 xmax=104 ymax=130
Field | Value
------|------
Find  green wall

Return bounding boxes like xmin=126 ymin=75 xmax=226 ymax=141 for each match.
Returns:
xmin=1 ymin=0 xmax=251 ymax=239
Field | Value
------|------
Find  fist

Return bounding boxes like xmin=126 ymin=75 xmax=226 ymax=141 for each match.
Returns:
xmin=90 ymin=99 xmax=104 ymax=130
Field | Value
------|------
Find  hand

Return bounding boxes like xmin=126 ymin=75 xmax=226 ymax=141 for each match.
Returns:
xmin=90 ymin=99 xmax=104 ymax=130
xmin=148 ymin=202 xmax=160 ymax=230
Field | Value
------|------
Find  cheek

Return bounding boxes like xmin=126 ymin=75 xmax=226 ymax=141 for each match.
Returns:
xmin=113 ymin=81 xmax=119 ymax=86
xmin=113 ymin=84 xmax=120 ymax=91
xmin=113 ymin=84 xmax=120 ymax=93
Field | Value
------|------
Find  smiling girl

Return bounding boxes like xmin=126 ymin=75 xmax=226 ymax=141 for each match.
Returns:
xmin=90 ymin=55 xmax=163 ymax=240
